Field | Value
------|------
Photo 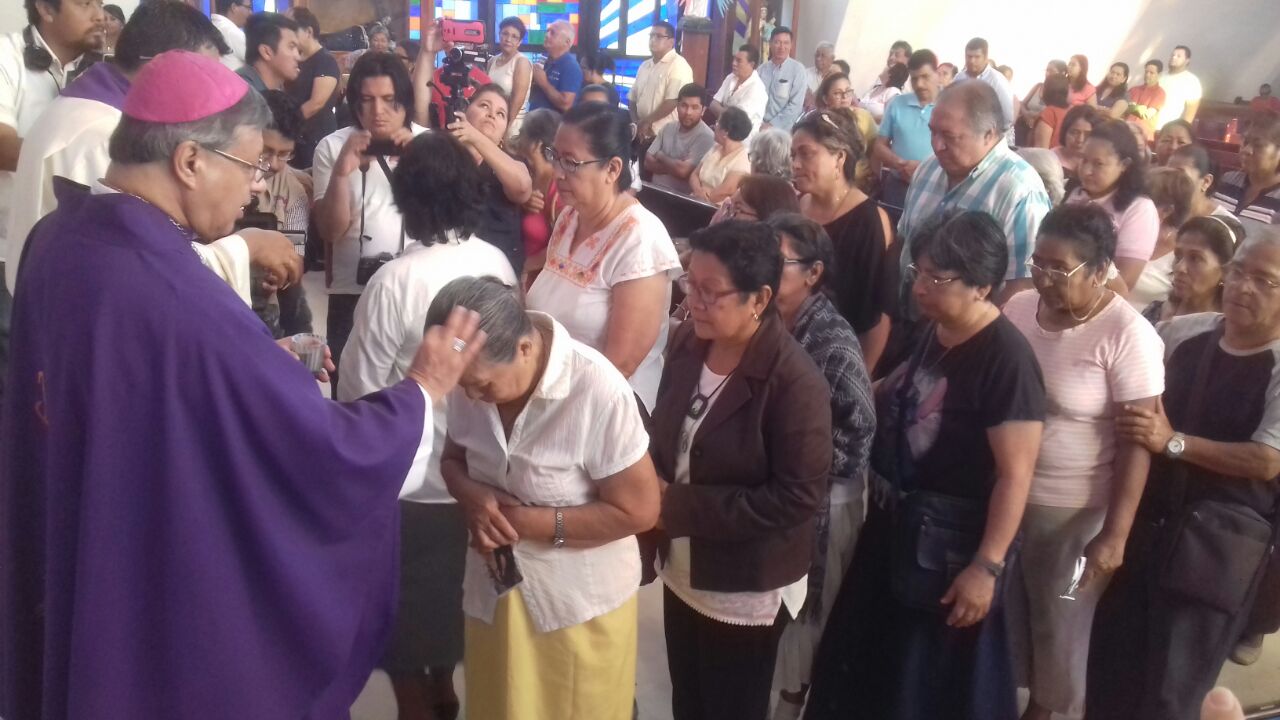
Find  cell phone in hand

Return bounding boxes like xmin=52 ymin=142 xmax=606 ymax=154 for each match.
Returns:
xmin=363 ymin=139 xmax=403 ymax=157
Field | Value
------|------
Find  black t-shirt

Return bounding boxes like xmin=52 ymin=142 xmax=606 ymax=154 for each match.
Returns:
xmin=474 ymin=163 xmax=525 ymax=277
xmin=287 ymin=49 xmax=340 ymax=144
xmin=824 ymin=200 xmax=890 ymax=335
xmin=870 ymin=315 xmax=1047 ymax=500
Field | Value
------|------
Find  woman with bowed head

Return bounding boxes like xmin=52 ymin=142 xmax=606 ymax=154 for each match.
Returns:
xmin=1095 ymin=62 xmax=1131 ymax=115
xmin=750 ymin=127 xmax=796 ymax=179
xmin=1003 ymin=204 xmax=1165 ymax=720
xmin=708 ymin=173 xmax=800 ymax=225
xmin=1167 ymin=143 xmax=1230 ymax=218
xmin=766 ymin=213 xmax=876 ymax=720
xmin=653 ymin=220 xmax=833 ymax=720
xmin=804 ymin=209 xmax=1045 ymax=720
xmin=509 ymin=108 xmax=566 ymax=283
xmin=1068 ymin=55 xmax=1096 ymax=106
xmin=487 ymin=17 xmax=533 ymax=140
xmin=433 ymin=276 xmax=660 ymax=720
xmin=690 ymin=106 xmax=753 ymax=205
xmin=1142 ymin=215 xmax=1244 ymax=323
xmin=1154 ymin=119 xmax=1195 ymax=166
xmin=1054 ymin=104 xmax=1099 ymax=180
xmin=812 ymin=76 xmax=879 ymax=189
xmin=446 ymin=83 xmax=535 ymax=276
xmin=337 ymin=132 xmax=520 ymax=719
xmin=859 ymin=62 xmax=908 ymax=123
xmin=1128 ymin=167 xmax=1197 ymax=310
xmin=1066 ymin=118 xmax=1160 ymax=293
xmin=792 ymin=108 xmax=892 ymax=373
xmin=527 ymin=102 xmax=682 ymax=412
xmin=1019 ymin=60 xmax=1069 ymax=146
xmin=1088 ymin=231 xmax=1280 ymax=720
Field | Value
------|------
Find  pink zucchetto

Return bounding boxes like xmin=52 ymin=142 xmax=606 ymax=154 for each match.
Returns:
xmin=123 ymin=50 xmax=249 ymax=124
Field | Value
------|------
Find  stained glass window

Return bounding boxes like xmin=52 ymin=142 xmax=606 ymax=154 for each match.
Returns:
xmin=496 ymin=0 xmax=580 ymax=46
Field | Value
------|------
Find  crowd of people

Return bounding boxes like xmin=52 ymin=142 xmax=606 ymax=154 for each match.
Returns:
xmin=1 ymin=2 xmax=1278 ymax=720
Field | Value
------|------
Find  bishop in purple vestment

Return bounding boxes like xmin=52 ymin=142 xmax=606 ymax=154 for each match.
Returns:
xmin=0 ymin=51 xmax=485 ymax=719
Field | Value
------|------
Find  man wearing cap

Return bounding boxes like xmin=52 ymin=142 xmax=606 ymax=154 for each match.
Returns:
xmin=0 ymin=51 xmax=487 ymax=718
xmin=5 ymin=0 xmax=300 ymax=303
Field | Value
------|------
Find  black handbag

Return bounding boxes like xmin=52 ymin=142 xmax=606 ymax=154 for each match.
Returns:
xmin=887 ymin=325 xmax=990 ymax=614
xmin=1157 ymin=324 xmax=1276 ymax=612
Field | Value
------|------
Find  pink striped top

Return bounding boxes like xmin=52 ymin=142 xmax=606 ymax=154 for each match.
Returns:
xmin=1004 ymin=290 xmax=1166 ymax=508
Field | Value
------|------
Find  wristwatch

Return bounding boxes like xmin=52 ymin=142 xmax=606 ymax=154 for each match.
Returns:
xmin=552 ymin=510 xmax=565 ymax=549
xmin=1165 ymin=432 xmax=1187 ymax=459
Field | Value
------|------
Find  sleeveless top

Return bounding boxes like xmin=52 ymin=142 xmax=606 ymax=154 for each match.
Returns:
xmin=488 ymin=52 xmax=530 ymax=137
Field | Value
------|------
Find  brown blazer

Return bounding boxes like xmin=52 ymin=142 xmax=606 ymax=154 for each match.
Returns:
xmin=652 ymin=311 xmax=833 ymax=593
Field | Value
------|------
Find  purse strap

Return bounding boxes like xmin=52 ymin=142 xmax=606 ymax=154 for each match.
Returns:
xmin=892 ymin=323 xmax=937 ymax=495
xmin=1168 ymin=321 xmax=1226 ymax=513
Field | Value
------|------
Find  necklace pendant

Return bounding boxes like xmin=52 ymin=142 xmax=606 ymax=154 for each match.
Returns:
xmin=679 ymin=431 xmax=690 ymax=453
xmin=687 ymin=394 xmax=708 ymax=420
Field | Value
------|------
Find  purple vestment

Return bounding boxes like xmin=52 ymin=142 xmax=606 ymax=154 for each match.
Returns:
xmin=61 ymin=60 xmax=131 ymax=108
xmin=1 ymin=183 xmax=427 ymax=718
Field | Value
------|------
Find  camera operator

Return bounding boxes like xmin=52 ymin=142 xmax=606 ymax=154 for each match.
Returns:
xmin=447 ymin=83 xmax=533 ymax=276
xmin=313 ymin=52 xmax=425 ymax=385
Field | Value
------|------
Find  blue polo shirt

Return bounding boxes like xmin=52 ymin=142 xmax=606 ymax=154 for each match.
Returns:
xmin=878 ymin=92 xmax=935 ymax=163
xmin=530 ymin=51 xmax=583 ymax=111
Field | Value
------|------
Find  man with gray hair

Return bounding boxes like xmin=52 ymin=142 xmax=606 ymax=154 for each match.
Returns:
xmin=898 ymin=80 xmax=1051 ymax=306
xmin=2 ymin=50 xmax=486 ymax=717
xmin=529 ymin=19 xmax=582 ymax=112
xmin=805 ymin=41 xmax=836 ymax=98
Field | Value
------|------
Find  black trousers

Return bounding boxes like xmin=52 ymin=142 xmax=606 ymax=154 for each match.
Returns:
xmin=325 ymin=293 xmax=361 ymax=392
xmin=0 ymin=263 xmax=10 ymax=404
xmin=664 ymin=586 xmax=788 ymax=720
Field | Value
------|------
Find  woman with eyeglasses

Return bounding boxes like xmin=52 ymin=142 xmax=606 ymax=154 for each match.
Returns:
xmin=1142 ymin=215 xmax=1244 ymax=324
xmin=1002 ymin=204 xmax=1165 ymax=720
xmin=811 ymin=74 xmax=878 ymax=191
xmin=1211 ymin=111 xmax=1280 ymax=239
xmin=526 ymin=102 xmax=682 ymax=412
xmin=487 ymin=17 xmax=533 ymax=140
xmin=805 ymin=209 xmax=1045 ymax=720
xmin=766 ymin=213 xmax=875 ymax=720
xmin=653 ymin=220 xmax=832 ymax=720
xmin=1088 ymin=233 xmax=1280 ymax=720
xmin=708 ymin=173 xmax=799 ymax=225
xmin=689 ymin=106 xmax=753 ymax=205
xmin=792 ymin=108 xmax=892 ymax=374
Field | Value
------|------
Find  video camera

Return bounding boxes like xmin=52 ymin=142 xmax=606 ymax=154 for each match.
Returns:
xmin=430 ymin=18 xmax=492 ymax=128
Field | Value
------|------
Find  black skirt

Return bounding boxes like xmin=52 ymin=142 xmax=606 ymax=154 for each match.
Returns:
xmin=803 ymin=502 xmax=1019 ymax=720
xmin=380 ymin=502 xmax=468 ymax=673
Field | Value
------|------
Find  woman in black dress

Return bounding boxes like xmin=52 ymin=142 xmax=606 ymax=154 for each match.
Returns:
xmin=803 ymin=209 xmax=1046 ymax=720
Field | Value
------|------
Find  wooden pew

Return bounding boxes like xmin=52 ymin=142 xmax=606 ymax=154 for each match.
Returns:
xmin=637 ymin=182 xmax=718 ymax=241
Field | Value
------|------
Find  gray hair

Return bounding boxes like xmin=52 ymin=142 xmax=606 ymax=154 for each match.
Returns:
xmin=108 ymin=90 xmax=271 ymax=166
xmin=1017 ymin=148 xmax=1065 ymax=204
xmin=424 ymin=276 xmax=532 ymax=363
xmin=548 ymin=19 xmax=574 ymax=42
xmin=815 ymin=42 xmax=835 ymax=56
xmin=938 ymin=80 xmax=1005 ymax=138
xmin=750 ymin=128 xmax=793 ymax=179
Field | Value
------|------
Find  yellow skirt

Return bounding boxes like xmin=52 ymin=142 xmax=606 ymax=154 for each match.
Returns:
xmin=464 ymin=589 xmax=638 ymax=720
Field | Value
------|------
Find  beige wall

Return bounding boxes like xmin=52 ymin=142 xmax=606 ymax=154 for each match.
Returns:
xmin=795 ymin=0 xmax=1280 ymax=104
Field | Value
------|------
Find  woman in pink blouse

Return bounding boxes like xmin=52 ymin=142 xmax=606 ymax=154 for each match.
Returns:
xmin=1067 ymin=55 xmax=1096 ymax=106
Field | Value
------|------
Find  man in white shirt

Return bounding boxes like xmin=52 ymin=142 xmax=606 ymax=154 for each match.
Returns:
xmin=805 ymin=41 xmax=835 ymax=96
xmin=313 ymin=52 xmax=427 ymax=385
xmin=630 ymin=20 xmax=693 ymax=142
xmin=711 ymin=44 xmax=768 ymax=137
xmin=956 ymin=36 xmax=1015 ymax=145
xmin=1157 ymin=44 xmax=1203 ymax=129
xmin=646 ymin=83 xmax=716 ymax=194
xmin=211 ymin=0 xmax=251 ymax=70
xmin=4 ymin=2 xmax=297 ymax=305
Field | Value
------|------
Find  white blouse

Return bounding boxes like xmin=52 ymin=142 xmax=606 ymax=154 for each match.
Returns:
xmin=526 ymin=203 xmax=682 ymax=411
xmin=487 ymin=52 xmax=530 ymax=137
xmin=449 ymin=314 xmax=650 ymax=633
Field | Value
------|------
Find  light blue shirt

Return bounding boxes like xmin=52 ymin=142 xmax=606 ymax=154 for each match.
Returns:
xmin=898 ymin=141 xmax=1051 ymax=282
xmin=878 ymin=92 xmax=935 ymax=163
xmin=758 ymin=56 xmax=807 ymax=131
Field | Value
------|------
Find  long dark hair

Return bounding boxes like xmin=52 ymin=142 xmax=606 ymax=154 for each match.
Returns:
xmin=1089 ymin=119 xmax=1149 ymax=211
xmin=346 ymin=51 xmax=415 ymax=129
xmin=1069 ymin=54 xmax=1090 ymax=93
xmin=1097 ymin=63 xmax=1129 ymax=105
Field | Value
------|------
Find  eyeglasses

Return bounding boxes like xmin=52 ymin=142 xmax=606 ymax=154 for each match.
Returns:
xmin=649 ymin=33 xmax=673 ymax=41
xmin=1224 ymin=263 xmax=1280 ymax=293
xmin=906 ymin=263 xmax=961 ymax=288
xmin=1025 ymin=258 xmax=1088 ymax=284
xmin=235 ymin=1 xmax=253 ymax=8
xmin=782 ymin=257 xmax=812 ymax=267
xmin=261 ymin=148 xmax=295 ymax=165
xmin=724 ymin=201 xmax=758 ymax=220
xmin=677 ymin=273 xmax=742 ymax=306
xmin=205 ymin=146 xmax=272 ymax=183
xmin=543 ymin=146 xmax=608 ymax=174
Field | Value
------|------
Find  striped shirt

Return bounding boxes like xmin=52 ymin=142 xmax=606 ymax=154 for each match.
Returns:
xmin=898 ymin=142 xmax=1053 ymax=281
xmin=1212 ymin=170 xmax=1280 ymax=239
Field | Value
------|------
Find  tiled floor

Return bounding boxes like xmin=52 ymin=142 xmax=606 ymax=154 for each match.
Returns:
xmin=303 ymin=275 xmax=1280 ymax=720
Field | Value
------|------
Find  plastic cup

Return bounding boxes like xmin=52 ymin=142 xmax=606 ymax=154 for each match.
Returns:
xmin=291 ymin=333 xmax=327 ymax=373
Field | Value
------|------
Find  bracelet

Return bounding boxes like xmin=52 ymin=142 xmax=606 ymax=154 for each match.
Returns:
xmin=973 ymin=556 xmax=1004 ymax=579
xmin=553 ymin=509 xmax=565 ymax=549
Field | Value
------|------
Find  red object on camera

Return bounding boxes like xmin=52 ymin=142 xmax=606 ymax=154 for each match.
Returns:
xmin=440 ymin=18 xmax=485 ymax=45
xmin=428 ymin=64 xmax=493 ymax=128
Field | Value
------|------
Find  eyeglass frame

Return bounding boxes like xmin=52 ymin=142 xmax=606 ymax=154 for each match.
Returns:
xmin=1025 ymin=257 xmax=1089 ymax=284
xmin=1224 ymin=262 xmax=1280 ymax=292
xmin=543 ymin=145 xmax=609 ymax=174
xmin=649 ymin=32 xmax=674 ymax=41
xmin=203 ymin=146 xmax=273 ymax=183
xmin=906 ymin=262 xmax=961 ymax=288
xmin=677 ymin=273 xmax=743 ymax=307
